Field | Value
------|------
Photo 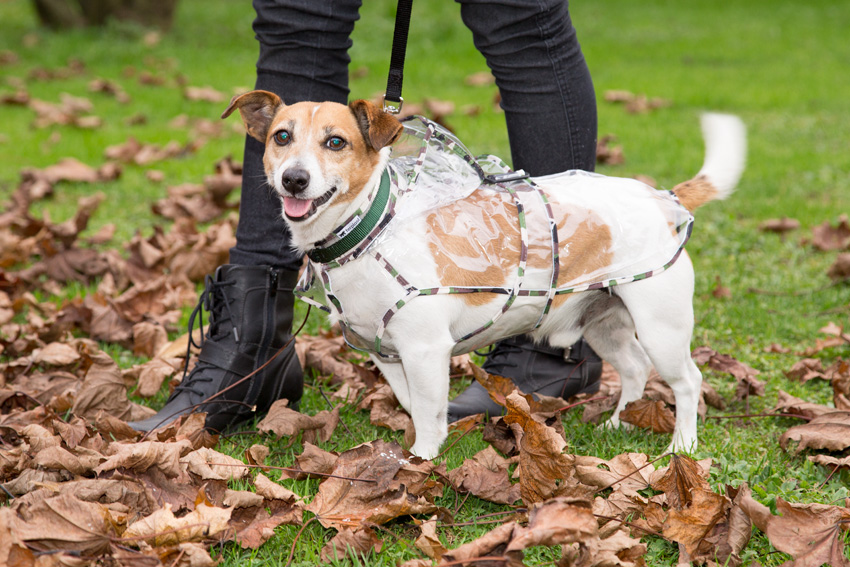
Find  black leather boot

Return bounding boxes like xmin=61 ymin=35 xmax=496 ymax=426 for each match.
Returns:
xmin=447 ymin=336 xmax=602 ymax=422
xmin=129 ymin=265 xmax=303 ymax=433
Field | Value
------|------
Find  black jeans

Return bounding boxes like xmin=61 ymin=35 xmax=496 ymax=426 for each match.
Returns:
xmin=230 ymin=0 xmax=597 ymax=270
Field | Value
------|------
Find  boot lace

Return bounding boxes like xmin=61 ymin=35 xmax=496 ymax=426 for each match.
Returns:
xmin=174 ymin=275 xmax=237 ymax=397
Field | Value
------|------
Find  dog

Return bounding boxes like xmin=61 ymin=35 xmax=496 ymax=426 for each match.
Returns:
xmin=223 ymin=91 xmax=746 ymax=459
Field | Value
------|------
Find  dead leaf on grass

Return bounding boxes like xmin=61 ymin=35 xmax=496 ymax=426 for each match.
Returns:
xmin=574 ymin=452 xmax=654 ymax=497
xmin=662 ymin=487 xmax=730 ymax=557
xmin=321 ymin=526 xmax=383 ymax=562
xmin=779 ymin=411 xmax=850 ymax=454
xmin=306 ymin=440 xmax=441 ymax=530
xmin=764 ymin=498 xmax=850 ymax=566
xmin=257 ymin=400 xmax=339 ymax=445
xmin=447 ymin=446 xmax=521 ymax=505
xmin=759 ymin=217 xmax=800 ymax=235
xmin=811 ymin=214 xmax=850 ymax=251
xmin=502 ymin=392 xmax=591 ymax=504
xmin=650 ymin=453 xmax=710 ymax=510
xmin=10 ymin=492 xmax=114 ymax=554
xmin=828 ymin=253 xmax=850 ymax=282
xmin=596 ymin=135 xmax=624 ymax=165
xmin=619 ymin=399 xmax=676 ymax=433
xmin=415 ymin=515 xmax=447 ymax=560
xmin=124 ymin=502 xmax=231 ymax=547
xmin=773 ymin=389 xmax=834 ymax=419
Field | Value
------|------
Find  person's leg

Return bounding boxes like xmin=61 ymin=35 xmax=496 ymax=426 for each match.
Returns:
xmin=131 ymin=0 xmax=361 ymax=432
xmin=448 ymin=0 xmax=602 ymax=421
xmin=232 ymin=0 xmax=363 ymax=269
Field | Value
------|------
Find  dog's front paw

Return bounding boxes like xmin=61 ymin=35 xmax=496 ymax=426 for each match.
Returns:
xmin=410 ymin=441 xmax=440 ymax=461
xmin=666 ymin=434 xmax=698 ymax=455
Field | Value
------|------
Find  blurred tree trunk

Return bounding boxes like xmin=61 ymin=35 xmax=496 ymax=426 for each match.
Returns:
xmin=33 ymin=0 xmax=179 ymax=29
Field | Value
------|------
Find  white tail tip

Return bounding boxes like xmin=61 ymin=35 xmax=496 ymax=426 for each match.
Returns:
xmin=697 ymin=113 xmax=747 ymax=199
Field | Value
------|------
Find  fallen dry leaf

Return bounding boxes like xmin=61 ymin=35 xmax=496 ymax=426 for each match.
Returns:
xmin=574 ymin=453 xmax=654 ymax=498
xmin=124 ymin=502 xmax=231 ymax=547
xmin=759 ymin=217 xmax=800 ymax=234
xmin=321 ymin=526 xmax=383 ymax=562
xmin=596 ymin=135 xmax=624 ymax=165
xmin=764 ymin=498 xmax=850 ymax=566
xmin=828 ymin=253 xmax=850 ymax=282
xmin=415 ymin=516 xmax=447 ymax=560
xmin=651 ymin=453 xmax=710 ymax=510
xmin=773 ymin=389 xmax=834 ymax=419
xmin=10 ymin=492 xmax=114 ymax=554
xmin=503 ymin=392 xmax=591 ymax=504
xmin=257 ymin=400 xmax=339 ymax=445
xmin=95 ymin=438 xmax=194 ymax=477
xmin=306 ymin=440 xmax=440 ymax=530
xmin=619 ymin=399 xmax=676 ymax=433
xmin=811 ymin=214 xmax=850 ymax=251
xmin=785 ymin=358 xmax=826 ymax=382
xmin=447 ymin=446 xmax=521 ymax=505
xmin=662 ymin=487 xmax=730 ymax=557
xmin=780 ymin=410 xmax=850 ymax=454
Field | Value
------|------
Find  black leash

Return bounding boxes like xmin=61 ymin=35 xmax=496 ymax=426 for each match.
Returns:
xmin=383 ymin=0 xmax=413 ymax=114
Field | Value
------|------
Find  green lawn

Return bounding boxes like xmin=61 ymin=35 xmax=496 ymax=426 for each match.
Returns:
xmin=2 ymin=0 xmax=850 ymax=565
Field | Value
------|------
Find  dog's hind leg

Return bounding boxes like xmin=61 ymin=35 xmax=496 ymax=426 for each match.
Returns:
xmin=579 ymin=301 xmax=654 ymax=431
xmin=613 ymin=257 xmax=702 ymax=453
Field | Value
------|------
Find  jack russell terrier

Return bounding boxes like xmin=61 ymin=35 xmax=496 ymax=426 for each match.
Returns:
xmin=223 ymin=91 xmax=746 ymax=459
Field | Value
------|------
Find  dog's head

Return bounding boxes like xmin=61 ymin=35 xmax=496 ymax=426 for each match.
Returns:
xmin=222 ymin=90 xmax=403 ymax=247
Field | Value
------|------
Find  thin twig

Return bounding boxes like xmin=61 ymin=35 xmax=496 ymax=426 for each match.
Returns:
xmin=285 ymin=516 xmax=317 ymax=567
xmin=453 ymin=491 xmax=471 ymax=517
xmin=556 ymin=395 xmax=610 ymax=413
xmin=167 ymin=548 xmax=186 ymax=567
xmin=440 ymin=509 xmax=526 ymax=528
xmin=436 ymin=422 xmax=482 ymax=460
xmin=436 ymin=555 xmax=510 ymax=566
xmin=706 ymin=412 xmax=813 ymax=422
xmin=318 ymin=386 xmax=353 ymax=437
xmin=818 ymin=464 xmax=842 ymax=490
xmin=595 ymin=452 xmax=671 ymax=494
xmin=207 ymin=461 xmax=376 ymax=483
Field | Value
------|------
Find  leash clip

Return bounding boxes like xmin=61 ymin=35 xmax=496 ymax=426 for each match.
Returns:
xmin=382 ymin=95 xmax=404 ymax=115
xmin=483 ymin=170 xmax=530 ymax=184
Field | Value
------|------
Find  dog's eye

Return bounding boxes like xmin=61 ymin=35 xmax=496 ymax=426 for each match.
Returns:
xmin=326 ymin=136 xmax=346 ymax=151
xmin=273 ymin=130 xmax=291 ymax=146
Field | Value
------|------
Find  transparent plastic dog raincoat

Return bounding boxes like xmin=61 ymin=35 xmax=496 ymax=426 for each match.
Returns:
xmin=296 ymin=116 xmax=694 ymax=358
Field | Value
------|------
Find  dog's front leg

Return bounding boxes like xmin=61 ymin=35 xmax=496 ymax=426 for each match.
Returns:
xmin=397 ymin=340 xmax=453 ymax=460
xmin=371 ymin=357 xmax=412 ymax=413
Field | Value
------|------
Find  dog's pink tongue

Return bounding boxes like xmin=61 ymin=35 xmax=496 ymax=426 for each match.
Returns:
xmin=283 ymin=197 xmax=313 ymax=218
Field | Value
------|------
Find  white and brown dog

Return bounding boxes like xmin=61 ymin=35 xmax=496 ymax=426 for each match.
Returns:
xmin=223 ymin=91 xmax=746 ymax=459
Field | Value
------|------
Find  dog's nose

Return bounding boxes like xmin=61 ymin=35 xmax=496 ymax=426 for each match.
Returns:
xmin=282 ymin=168 xmax=310 ymax=194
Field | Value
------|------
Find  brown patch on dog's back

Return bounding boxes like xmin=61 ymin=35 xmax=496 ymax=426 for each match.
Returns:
xmin=426 ymin=190 xmax=519 ymax=306
xmin=550 ymin=200 xmax=614 ymax=307
xmin=672 ymin=174 xmax=719 ymax=212
xmin=426 ymin=187 xmax=615 ymax=308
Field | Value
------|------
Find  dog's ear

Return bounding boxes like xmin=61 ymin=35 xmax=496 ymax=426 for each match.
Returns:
xmin=349 ymin=99 xmax=403 ymax=151
xmin=222 ymin=90 xmax=283 ymax=143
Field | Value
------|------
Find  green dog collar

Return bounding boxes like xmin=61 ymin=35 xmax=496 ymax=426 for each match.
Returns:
xmin=306 ymin=169 xmax=391 ymax=264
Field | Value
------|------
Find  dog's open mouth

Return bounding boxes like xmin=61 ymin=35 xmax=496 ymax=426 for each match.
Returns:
xmin=283 ymin=186 xmax=337 ymax=221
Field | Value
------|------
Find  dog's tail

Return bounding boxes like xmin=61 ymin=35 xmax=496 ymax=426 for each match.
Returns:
xmin=672 ymin=113 xmax=747 ymax=212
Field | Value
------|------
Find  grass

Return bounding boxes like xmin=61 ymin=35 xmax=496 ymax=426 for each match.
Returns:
xmin=2 ymin=0 xmax=850 ymax=564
